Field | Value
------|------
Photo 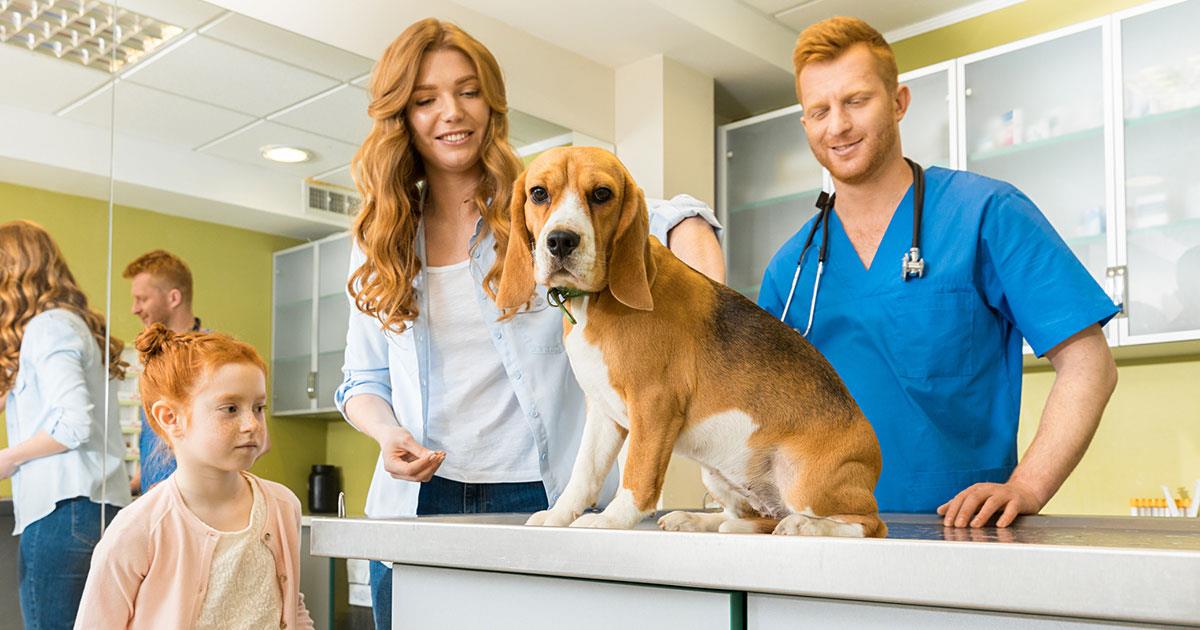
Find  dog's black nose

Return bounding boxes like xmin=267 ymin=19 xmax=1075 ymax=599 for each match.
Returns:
xmin=546 ymin=230 xmax=580 ymax=259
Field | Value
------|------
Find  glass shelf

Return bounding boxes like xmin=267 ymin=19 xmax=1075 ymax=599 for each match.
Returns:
xmin=1126 ymin=104 xmax=1200 ymax=129
xmin=729 ymin=187 xmax=824 ymax=215
xmin=969 ymin=125 xmax=1102 ymax=163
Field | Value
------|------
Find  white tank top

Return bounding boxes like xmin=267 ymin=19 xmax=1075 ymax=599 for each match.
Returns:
xmin=423 ymin=260 xmax=541 ymax=483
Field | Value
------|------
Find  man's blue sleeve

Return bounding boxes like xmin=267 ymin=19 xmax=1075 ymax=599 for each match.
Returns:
xmin=978 ymin=185 xmax=1120 ymax=356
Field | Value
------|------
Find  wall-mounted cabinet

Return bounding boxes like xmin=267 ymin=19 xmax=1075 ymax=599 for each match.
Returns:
xmin=272 ymin=232 xmax=351 ymax=416
xmin=717 ymin=64 xmax=955 ymax=300
xmin=716 ymin=0 xmax=1199 ymax=353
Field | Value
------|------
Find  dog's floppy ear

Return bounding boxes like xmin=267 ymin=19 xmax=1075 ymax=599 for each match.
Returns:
xmin=606 ymin=169 xmax=655 ymax=311
xmin=495 ymin=171 xmax=536 ymax=314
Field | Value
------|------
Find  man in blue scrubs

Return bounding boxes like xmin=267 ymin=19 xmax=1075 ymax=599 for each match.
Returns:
xmin=758 ymin=17 xmax=1120 ymax=527
xmin=123 ymin=250 xmax=201 ymax=493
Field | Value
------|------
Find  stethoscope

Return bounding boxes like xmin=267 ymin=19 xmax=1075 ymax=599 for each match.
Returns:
xmin=780 ymin=158 xmax=928 ymax=337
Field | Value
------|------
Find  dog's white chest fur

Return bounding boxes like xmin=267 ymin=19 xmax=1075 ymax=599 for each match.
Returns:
xmin=563 ymin=298 xmax=629 ymax=427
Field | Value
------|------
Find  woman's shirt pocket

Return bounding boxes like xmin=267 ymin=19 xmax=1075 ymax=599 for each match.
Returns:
xmin=512 ymin=290 xmax=565 ymax=355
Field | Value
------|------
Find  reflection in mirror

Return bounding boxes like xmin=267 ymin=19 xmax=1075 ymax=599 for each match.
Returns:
xmin=100 ymin=1 xmax=576 ymax=626
xmin=0 ymin=0 xmax=130 ymax=625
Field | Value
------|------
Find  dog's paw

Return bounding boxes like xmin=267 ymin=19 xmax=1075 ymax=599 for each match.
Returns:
xmin=526 ymin=508 xmax=578 ymax=527
xmin=658 ymin=510 xmax=724 ymax=532
xmin=568 ymin=512 xmax=619 ymax=529
xmin=773 ymin=513 xmax=865 ymax=537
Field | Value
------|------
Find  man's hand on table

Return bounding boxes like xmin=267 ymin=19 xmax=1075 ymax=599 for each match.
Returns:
xmin=937 ymin=480 xmax=1044 ymax=528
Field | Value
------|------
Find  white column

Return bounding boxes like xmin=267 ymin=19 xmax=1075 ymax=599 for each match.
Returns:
xmin=614 ymin=54 xmax=715 ymax=510
xmin=615 ymin=55 xmax=715 ymax=206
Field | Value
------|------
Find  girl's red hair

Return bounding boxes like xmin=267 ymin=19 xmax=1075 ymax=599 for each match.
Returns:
xmin=135 ymin=324 xmax=266 ymax=444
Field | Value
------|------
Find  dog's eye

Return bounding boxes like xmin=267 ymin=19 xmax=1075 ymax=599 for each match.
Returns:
xmin=591 ymin=187 xmax=613 ymax=204
xmin=530 ymin=187 xmax=549 ymax=204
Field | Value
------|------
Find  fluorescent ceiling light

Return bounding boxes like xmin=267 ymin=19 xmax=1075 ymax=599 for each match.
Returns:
xmin=260 ymin=145 xmax=312 ymax=164
xmin=0 ymin=0 xmax=183 ymax=73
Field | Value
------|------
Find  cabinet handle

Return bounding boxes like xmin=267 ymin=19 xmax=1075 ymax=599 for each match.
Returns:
xmin=1106 ymin=266 xmax=1127 ymax=318
xmin=306 ymin=371 xmax=317 ymax=399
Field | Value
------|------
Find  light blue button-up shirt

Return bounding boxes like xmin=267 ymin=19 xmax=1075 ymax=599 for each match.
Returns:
xmin=336 ymin=195 xmax=720 ymax=519
xmin=5 ymin=309 xmax=132 ymax=534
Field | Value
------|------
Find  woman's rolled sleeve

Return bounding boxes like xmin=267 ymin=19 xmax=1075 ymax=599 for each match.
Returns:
xmin=336 ymin=243 xmax=395 ymax=425
xmin=25 ymin=315 xmax=94 ymax=449
xmin=647 ymin=194 xmax=723 ymax=243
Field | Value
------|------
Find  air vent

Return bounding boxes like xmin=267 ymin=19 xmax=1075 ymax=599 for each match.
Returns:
xmin=0 ymin=0 xmax=182 ymax=73
xmin=304 ymin=178 xmax=361 ymax=223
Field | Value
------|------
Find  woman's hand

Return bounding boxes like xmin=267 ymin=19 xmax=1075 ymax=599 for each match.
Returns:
xmin=0 ymin=448 xmax=18 ymax=480
xmin=377 ymin=426 xmax=445 ymax=482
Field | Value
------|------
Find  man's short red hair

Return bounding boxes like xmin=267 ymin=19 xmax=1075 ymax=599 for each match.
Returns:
xmin=792 ymin=16 xmax=898 ymax=103
xmin=124 ymin=250 xmax=193 ymax=306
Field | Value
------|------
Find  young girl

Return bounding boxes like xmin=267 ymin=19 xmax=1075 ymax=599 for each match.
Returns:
xmin=0 ymin=220 xmax=131 ymax=629
xmin=76 ymin=324 xmax=313 ymax=629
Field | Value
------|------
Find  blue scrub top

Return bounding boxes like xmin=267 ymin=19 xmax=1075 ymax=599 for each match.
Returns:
xmin=138 ymin=406 xmax=176 ymax=493
xmin=758 ymin=167 xmax=1119 ymax=513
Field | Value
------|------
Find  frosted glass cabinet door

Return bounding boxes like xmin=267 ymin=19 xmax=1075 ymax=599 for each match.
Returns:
xmin=962 ymin=25 xmax=1110 ymax=293
xmin=722 ymin=108 xmax=824 ymax=300
xmin=1119 ymin=0 xmax=1200 ymax=340
xmin=273 ymin=247 xmax=314 ymax=413
xmin=900 ymin=67 xmax=953 ymax=169
xmin=316 ymin=235 xmax=352 ymax=409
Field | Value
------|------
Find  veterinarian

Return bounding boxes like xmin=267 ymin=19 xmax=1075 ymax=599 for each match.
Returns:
xmin=334 ymin=19 xmax=723 ymax=629
xmin=758 ymin=17 xmax=1120 ymax=526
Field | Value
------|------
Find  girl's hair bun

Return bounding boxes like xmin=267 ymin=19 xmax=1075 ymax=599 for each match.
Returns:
xmin=135 ymin=323 xmax=175 ymax=364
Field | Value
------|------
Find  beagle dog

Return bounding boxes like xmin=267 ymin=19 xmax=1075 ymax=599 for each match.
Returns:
xmin=496 ymin=147 xmax=885 ymax=537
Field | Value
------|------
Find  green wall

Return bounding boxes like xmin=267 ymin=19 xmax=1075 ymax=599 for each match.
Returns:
xmin=0 ymin=181 xmax=330 ymax=508
xmin=895 ymin=0 xmax=1200 ymax=515
xmin=892 ymin=0 xmax=1153 ymax=73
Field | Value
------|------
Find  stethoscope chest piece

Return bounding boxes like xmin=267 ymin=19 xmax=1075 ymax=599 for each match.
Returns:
xmin=902 ymin=247 xmax=925 ymax=280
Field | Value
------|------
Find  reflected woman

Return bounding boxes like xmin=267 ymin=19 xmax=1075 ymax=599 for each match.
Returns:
xmin=337 ymin=19 xmax=723 ymax=628
xmin=0 ymin=220 xmax=132 ymax=629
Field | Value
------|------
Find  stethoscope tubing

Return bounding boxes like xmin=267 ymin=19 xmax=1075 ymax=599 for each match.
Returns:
xmin=781 ymin=159 xmax=926 ymax=336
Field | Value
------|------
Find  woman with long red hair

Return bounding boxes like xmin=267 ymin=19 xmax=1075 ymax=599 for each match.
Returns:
xmin=336 ymin=18 xmax=723 ymax=627
xmin=0 ymin=220 xmax=131 ymax=629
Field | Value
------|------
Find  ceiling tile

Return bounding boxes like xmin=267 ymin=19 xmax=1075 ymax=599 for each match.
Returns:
xmin=312 ymin=165 xmax=356 ymax=191
xmin=124 ymin=35 xmax=340 ymax=117
xmin=202 ymin=13 xmax=375 ymax=81
xmin=271 ymin=85 xmax=372 ymax=145
xmin=199 ymin=120 xmax=359 ymax=177
xmin=0 ymin=45 xmax=110 ymax=114
xmin=775 ymin=0 xmax=975 ymax=34
xmin=743 ymin=0 xmax=812 ymax=16
xmin=116 ymin=0 xmax=226 ymax=29
xmin=61 ymin=82 xmax=254 ymax=147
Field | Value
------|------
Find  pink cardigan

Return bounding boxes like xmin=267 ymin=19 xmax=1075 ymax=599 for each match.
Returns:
xmin=75 ymin=473 xmax=314 ymax=629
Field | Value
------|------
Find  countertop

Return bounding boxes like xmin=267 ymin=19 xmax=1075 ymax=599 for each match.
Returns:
xmin=311 ymin=512 xmax=1200 ymax=627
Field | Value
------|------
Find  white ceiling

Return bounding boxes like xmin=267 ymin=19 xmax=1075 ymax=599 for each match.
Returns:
xmin=451 ymin=0 xmax=1018 ymax=119
xmin=2 ymin=0 xmax=1017 ymax=238
xmin=0 ymin=0 xmax=581 ymax=238
xmin=743 ymin=0 xmax=1017 ymax=38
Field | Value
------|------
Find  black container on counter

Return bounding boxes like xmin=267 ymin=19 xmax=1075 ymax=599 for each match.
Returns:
xmin=308 ymin=464 xmax=341 ymax=514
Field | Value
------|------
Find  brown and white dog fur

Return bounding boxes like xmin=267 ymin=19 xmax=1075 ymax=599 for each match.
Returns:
xmin=496 ymin=147 xmax=885 ymax=537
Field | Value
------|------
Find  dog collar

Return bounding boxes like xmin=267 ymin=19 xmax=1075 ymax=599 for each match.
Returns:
xmin=547 ymin=287 xmax=589 ymax=325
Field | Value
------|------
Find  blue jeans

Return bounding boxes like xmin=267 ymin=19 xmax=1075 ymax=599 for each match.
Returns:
xmin=18 ymin=497 xmax=120 ymax=630
xmin=370 ymin=476 xmax=548 ymax=629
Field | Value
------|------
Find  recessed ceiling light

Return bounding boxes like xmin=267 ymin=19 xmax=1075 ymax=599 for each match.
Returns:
xmin=260 ymin=145 xmax=312 ymax=163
